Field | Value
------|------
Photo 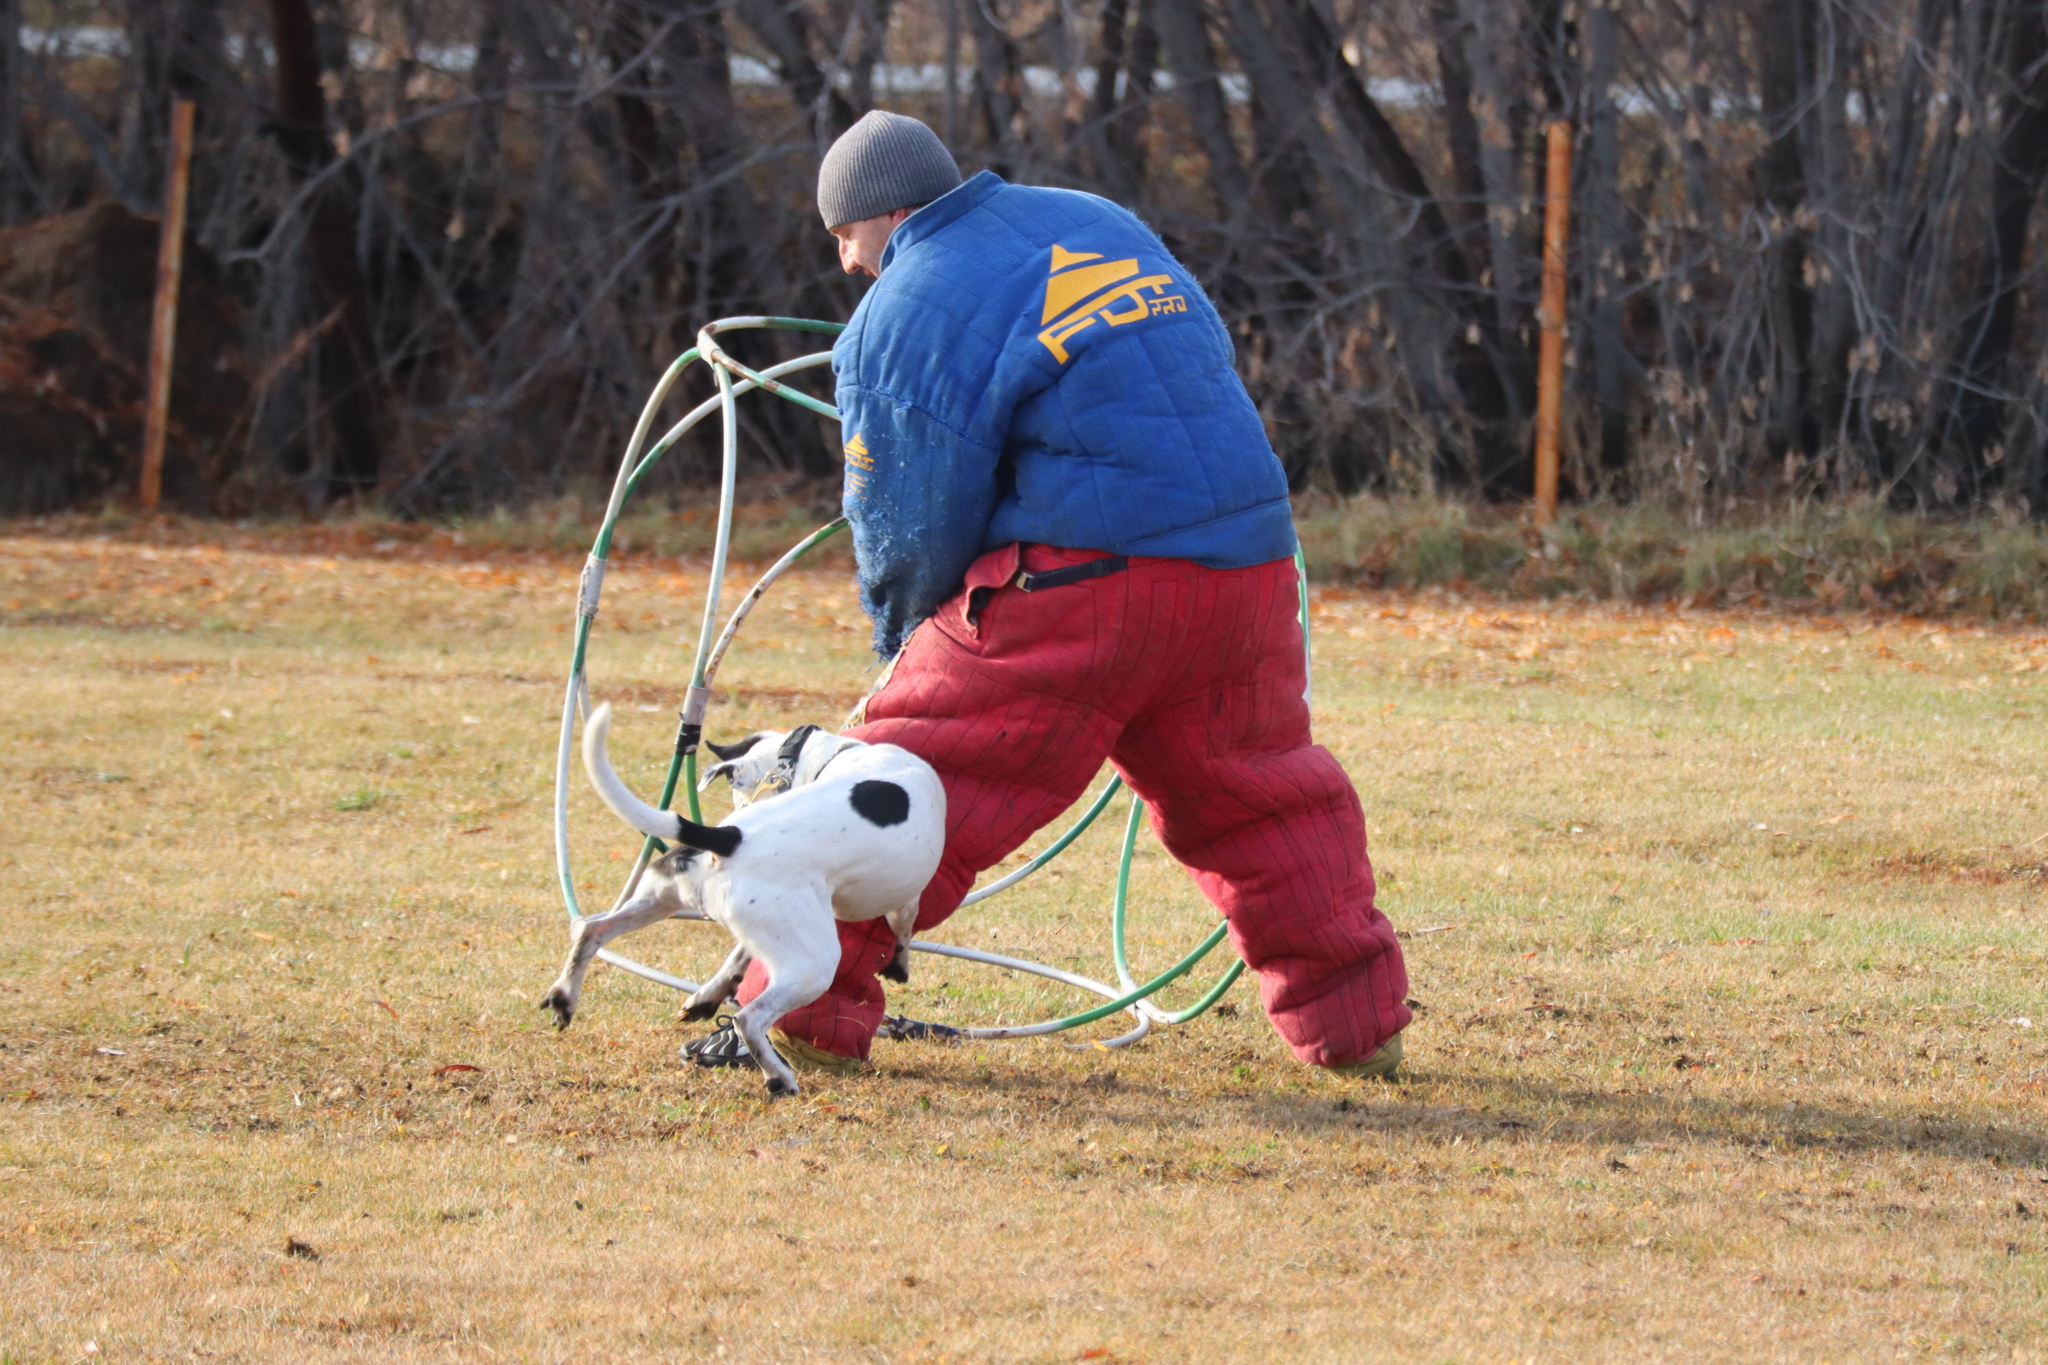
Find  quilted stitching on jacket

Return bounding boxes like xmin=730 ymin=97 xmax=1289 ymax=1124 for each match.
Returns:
xmin=835 ymin=171 xmax=1297 ymax=657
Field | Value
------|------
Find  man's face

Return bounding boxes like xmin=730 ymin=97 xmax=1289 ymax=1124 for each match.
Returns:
xmin=830 ymin=207 xmax=913 ymax=278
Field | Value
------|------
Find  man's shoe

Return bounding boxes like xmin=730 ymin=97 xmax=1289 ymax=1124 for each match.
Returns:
xmin=876 ymin=1014 xmax=964 ymax=1043
xmin=1325 ymin=1032 xmax=1404 ymax=1081
xmin=682 ymin=1017 xmax=862 ymax=1076
xmin=682 ymin=1016 xmax=753 ymax=1069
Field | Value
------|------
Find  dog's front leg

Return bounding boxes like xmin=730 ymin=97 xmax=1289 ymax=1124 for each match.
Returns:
xmin=682 ymin=942 xmax=751 ymax=1021
xmin=880 ymin=899 xmax=919 ymax=984
xmin=541 ymin=879 xmax=681 ymax=1029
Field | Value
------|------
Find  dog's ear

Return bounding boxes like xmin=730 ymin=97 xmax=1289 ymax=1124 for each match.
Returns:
xmin=697 ymin=761 xmax=739 ymax=792
xmin=706 ymin=733 xmax=768 ymax=762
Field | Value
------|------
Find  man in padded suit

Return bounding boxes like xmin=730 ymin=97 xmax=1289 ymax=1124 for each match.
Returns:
xmin=685 ymin=111 xmax=1410 ymax=1083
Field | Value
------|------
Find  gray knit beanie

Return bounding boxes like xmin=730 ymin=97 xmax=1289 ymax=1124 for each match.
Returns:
xmin=817 ymin=111 xmax=961 ymax=230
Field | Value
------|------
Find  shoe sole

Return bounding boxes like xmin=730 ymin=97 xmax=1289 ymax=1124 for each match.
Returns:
xmin=770 ymin=1029 xmax=862 ymax=1075
xmin=1325 ymin=1032 xmax=1404 ymax=1081
xmin=681 ymin=1030 xmax=861 ymax=1077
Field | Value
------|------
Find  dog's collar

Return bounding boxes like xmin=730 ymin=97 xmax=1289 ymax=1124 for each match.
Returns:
xmin=757 ymin=724 xmax=822 ymax=798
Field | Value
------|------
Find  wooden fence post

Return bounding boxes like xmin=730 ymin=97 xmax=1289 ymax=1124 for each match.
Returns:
xmin=1534 ymin=119 xmax=1573 ymax=525
xmin=141 ymin=97 xmax=197 ymax=513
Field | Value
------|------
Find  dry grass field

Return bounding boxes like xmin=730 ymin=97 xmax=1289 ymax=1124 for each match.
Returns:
xmin=3 ymin=524 xmax=2045 ymax=1364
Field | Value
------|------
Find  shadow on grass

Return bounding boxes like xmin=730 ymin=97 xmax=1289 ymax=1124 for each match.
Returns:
xmin=1348 ymin=1075 xmax=2045 ymax=1167
xmin=879 ymin=1050 xmax=2048 ymax=1169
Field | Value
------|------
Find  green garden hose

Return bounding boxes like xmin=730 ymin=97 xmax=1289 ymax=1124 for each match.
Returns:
xmin=552 ymin=316 xmax=1305 ymax=1046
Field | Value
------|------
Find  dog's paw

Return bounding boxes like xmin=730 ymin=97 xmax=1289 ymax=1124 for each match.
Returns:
xmin=681 ymin=999 xmax=719 ymax=1023
xmin=764 ymin=1075 xmax=798 ymax=1098
xmin=880 ymin=957 xmax=910 ymax=985
xmin=540 ymin=987 xmax=575 ymax=1030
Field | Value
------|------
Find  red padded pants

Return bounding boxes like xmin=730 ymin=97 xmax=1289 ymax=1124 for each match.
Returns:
xmin=734 ymin=544 xmax=1410 ymax=1068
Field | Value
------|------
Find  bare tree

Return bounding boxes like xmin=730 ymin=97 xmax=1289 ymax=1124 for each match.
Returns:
xmin=1585 ymin=0 xmax=1628 ymax=478
xmin=966 ymin=0 xmax=1027 ymax=168
xmin=1153 ymin=0 xmax=1249 ymax=212
xmin=740 ymin=0 xmax=856 ymax=144
xmin=265 ymin=0 xmax=383 ymax=493
xmin=1079 ymin=0 xmax=1155 ymax=200
xmin=6 ymin=0 xmax=2047 ymax=516
xmin=0 ymin=0 xmax=24 ymax=223
xmin=1948 ymin=0 xmax=2048 ymax=487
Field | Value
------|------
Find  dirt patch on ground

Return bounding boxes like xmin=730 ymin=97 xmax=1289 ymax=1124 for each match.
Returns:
xmin=1866 ymin=852 xmax=2048 ymax=886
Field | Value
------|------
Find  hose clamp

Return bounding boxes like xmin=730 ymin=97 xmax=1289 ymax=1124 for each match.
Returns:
xmin=674 ymin=684 xmax=712 ymax=755
xmin=576 ymin=554 xmax=607 ymax=620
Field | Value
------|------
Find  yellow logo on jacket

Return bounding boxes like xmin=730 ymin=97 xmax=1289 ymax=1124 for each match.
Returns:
xmin=1037 ymin=244 xmax=1184 ymax=364
xmin=844 ymin=433 xmax=873 ymax=496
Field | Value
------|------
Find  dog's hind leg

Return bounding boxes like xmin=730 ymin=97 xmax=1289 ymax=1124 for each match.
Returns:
xmin=732 ymin=967 xmax=833 ymax=1097
xmin=880 ymin=899 xmax=919 ymax=985
xmin=541 ymin=878 xmax=681 ymax=1029
xmin=726 ymin=888 xmax=839 ymax=1096
xmin=682 ymin=942 xmax=751 ymax=1021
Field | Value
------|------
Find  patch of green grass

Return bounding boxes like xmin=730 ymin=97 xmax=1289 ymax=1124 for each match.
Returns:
xmin=16 ymin=490 xmax=2048 ymax=621
xmin=1296 ymin=493 xmax=2048 ymax=618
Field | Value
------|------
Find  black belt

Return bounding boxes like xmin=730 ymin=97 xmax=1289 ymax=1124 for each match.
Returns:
xmin=1012 ymin=555 xmax=1128 ymax=593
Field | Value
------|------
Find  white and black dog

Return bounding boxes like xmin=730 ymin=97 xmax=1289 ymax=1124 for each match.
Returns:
xmin=540 ymin=704 xmax=944 ymax=1096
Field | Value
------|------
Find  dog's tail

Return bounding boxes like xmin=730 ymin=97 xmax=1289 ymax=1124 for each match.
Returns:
xmin=581 ymin=703 xmax=743 ymax=858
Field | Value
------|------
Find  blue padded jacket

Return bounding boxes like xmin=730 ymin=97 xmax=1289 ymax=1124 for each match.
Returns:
xmin=834 ymin=170 xmax=1296 ymax=657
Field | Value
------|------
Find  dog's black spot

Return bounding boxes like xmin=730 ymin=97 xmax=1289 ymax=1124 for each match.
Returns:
xmin=706 ymin=733 xmax=767 ymax=762
xmin=850 ymin=780 xmax=911 ymax=827
xmin=673 ymin=819 xmax=742 ymax=858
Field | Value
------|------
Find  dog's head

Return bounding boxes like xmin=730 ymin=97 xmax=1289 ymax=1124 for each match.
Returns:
xmin=699 ymin=725 xmax=854 ymax=806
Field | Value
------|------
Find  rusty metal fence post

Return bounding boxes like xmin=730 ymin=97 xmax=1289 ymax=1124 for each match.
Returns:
xmin=141 ymin=97 xmax=197 ymax=513
xmin=1534 ymin=120 xmax=1573 ymax=525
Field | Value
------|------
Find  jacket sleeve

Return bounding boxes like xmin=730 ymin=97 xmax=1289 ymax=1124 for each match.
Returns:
xmin=839 ymin=383 xmax=1003 ymax=658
